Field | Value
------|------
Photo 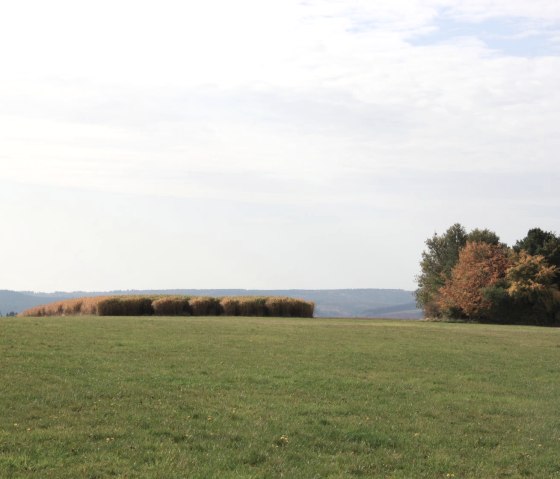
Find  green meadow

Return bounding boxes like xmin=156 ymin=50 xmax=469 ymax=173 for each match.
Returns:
xmin=1 ymin=316 xmax=559 ymax=478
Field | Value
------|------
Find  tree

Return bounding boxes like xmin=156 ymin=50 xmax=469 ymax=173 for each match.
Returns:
xmin=514 ymin=228 xmax=560 ymax=285
xmin=416 ymin=223 xmax=468 ymax=316
xmin=416 ymin=225 xmax=560 ymax=325
xmin=437 ymin=242 xmax=510 ymax=320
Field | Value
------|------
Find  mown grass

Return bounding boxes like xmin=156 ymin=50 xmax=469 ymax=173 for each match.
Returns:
xmin=1 ymin=316 xmax=559 ymax=478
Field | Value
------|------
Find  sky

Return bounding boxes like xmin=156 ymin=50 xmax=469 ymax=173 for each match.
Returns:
xmin=1 ymin=0 xmax=560 ymax=292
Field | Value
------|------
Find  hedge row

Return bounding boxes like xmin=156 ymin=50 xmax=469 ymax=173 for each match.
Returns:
xmin=20 ymin=295 xmax=315 ymax=318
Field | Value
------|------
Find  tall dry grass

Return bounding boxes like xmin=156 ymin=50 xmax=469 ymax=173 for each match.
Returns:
xmin=189 ymin=297 xmax=221 ymax=316
xmin=96 ymin=297 xmax=155 ymax=316
xmin=20 ymin=296 xmax=109 ymax=317
xmin=217 ymin=296 xmax=313 ymax=317
xmin=20 ymin=295 xmax=314 ymax=318
xmin=219 ymin=297 xmax=269 ymax=316
xmin=239 ymin=297 xmax=268 ymax=316
xmin=219 ymin=297 xmax=240 ymax=316
xmin=152 ymin=297 xmax=191 ymax=316
xmin=265 ymin=297 xmax=315 ymax=317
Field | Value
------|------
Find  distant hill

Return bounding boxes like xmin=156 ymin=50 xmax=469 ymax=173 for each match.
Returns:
xmin=0 ymin=290 xmax=71 ymax=316
xmin=1 ymin=289 xmax=423 ymax=319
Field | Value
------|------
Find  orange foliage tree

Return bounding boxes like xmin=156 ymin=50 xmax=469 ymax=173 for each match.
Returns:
xmin=438 ymin=242 xmax=511 ymax=319
xmin=507 ymin=251 xmax=558 ymax=298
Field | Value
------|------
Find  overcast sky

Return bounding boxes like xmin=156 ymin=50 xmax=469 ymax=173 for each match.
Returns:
xmin=1 ymin=0 xmax=560 ymax=292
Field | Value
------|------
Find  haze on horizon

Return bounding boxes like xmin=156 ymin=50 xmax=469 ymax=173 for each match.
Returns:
xmin=1 ymin=0 xmax=560 ymax=293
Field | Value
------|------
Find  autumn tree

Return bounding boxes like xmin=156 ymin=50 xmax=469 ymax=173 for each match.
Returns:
xmin=437 ymin=242 xmax=510 ymax=320
xmin=416 ymin=225 xmax=501 ymax=317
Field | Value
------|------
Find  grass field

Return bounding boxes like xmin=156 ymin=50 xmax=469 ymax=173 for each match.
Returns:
xmin=1 ymin=316 xmax=559 ymax=478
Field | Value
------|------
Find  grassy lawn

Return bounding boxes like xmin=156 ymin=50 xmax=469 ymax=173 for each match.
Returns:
xmin=1 ymin=316 xmax=559 ymax=478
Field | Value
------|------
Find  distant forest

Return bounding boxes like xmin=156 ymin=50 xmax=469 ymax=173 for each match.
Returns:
xmin=416 ymin=225 xmax=560 ymax=325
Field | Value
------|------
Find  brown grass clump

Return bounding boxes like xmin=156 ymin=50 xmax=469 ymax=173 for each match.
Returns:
xmin=96 ymin=296 xmax=155 ymax=316
xmin=216 ymin=296 xmax=314 ymax=317
xmin=189 ymin=297 xmax=221 ymax=316
xmin=291 ymin=299 xmax=315 ymax=318
xmin=265 ymin=297 xmax=314 ymax=318
xmin=265 ymin=297 xmax=291 ymax=317
xmin=218 ymin=297 xmax=269 ymax=316
xmin=219 ymin=297 xmax=240 ymax=316
xmin=152 ymin=297 xmax=191 ymax=316
xmin=239 ymin=297 xmax=268 ymax=316
xmin=79 ymin=297 xmax=105 ymax=315
xmin=20 ymin=296 xmax=123 ymax=317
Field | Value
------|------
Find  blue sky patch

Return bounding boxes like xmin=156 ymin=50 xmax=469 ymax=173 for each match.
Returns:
xmin=409 ymin=16 xmax=560 ymax=57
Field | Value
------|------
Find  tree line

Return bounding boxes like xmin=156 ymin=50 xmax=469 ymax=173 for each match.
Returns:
xmin=416 ymin=224 xmax=560 ymax=325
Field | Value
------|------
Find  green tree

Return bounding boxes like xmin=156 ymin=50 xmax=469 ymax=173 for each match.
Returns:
xmin=416 ymin=223 xmax=467 ymax=316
